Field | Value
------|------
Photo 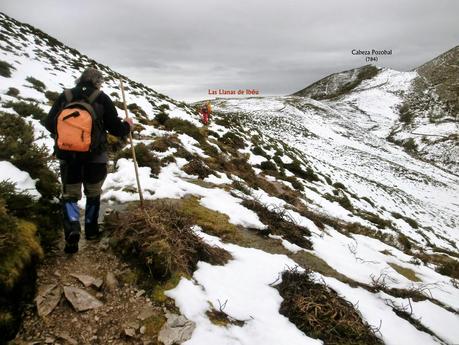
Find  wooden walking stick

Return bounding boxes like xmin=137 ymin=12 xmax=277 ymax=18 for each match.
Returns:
xmin=119 ymin=78 xmax=145 ymax=208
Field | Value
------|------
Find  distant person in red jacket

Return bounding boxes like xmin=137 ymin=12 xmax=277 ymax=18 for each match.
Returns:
xmin=199 ymin=101 xmax=212 ymax=125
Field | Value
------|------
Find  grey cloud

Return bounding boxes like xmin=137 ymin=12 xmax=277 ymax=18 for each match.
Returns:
xmin=2 ymin=0 xmax=458 ymax=101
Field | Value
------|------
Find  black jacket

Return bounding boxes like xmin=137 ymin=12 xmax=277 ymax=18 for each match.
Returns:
xmin=45 ymin=82 xmax=130 ymax=161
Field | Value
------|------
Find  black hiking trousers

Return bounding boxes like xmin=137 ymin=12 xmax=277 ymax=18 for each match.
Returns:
xmin=60 ymin=159 xmax=107 ymax=241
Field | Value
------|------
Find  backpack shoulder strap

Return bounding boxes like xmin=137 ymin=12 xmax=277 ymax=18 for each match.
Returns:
xmin=87 ymin=90 xmax=101 ymax=104
xmin=64 ymin=89 xmax=73 ymax=103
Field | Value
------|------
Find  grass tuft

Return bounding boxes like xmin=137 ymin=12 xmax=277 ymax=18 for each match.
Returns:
xmin=388 ymin=263 xmax=421 ymax=282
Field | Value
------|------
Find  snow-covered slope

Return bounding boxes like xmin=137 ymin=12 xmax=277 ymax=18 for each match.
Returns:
xmin=293 ymin=54 xmax=458 ymax=175
xmin=1 ymin=11 xmax=458 ymax=345
xmin=389 ymin=46 xmax=459 ymax=175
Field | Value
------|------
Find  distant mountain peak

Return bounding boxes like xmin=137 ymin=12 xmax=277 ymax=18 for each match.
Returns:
xmin=292 ymin=64 xmax=380 ymax=100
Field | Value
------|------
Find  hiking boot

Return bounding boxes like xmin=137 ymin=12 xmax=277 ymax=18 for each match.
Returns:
xmin=85 ymin=222 xmax=100 ymax=240
xmin=64 ymin=241 xmax=79 ymax=254
xmin=64 ymin=230 xmax=80 ymax=253
xmin=85 ymin=196 xmax=101 ymax=240
xmin=67 ymin=230 xmax=80 ymax=244
xmin=62 ymin=200 xmax=81 ymax=253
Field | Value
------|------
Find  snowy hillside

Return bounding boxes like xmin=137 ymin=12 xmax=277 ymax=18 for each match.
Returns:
xmin=390 ymin=46 xmax=459 ymax=175
xmin=292 ymin=50 xmax=459 ymax=175
xmin=1 ymin=11 xmax=459 ymax=345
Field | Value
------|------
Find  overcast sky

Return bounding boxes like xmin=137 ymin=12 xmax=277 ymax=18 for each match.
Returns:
xmin=2 ymin=0 xmax=458 ymax=101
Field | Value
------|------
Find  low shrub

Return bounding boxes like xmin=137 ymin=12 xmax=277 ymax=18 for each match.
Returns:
xmin=127 ymin=103 xmax=147 ymax=117
xmin=403 ymin=138 xmax=418 ymax=152
xmin=284 ymin=176 xmax=304 ymax=191
xmin=219 ymin=132 xmax=246 ymax=150
xmin=3 ymin=101 xmax=47 ymax=121
xmin=252 ymin=146 xmax=267 ymax=157
xmin=0 ymin=181 xmax=60 ymax=249
xmin=113 ymin=100 xmax=124 ymax=110
xmin=324 ymin=193 xmax=354 ymax=211
xmin=25 ymin=76 xmax=46 ymax=92
xmin=6 ymin=87 xmax=19 ymax=97
xmin=175 ymin=147 xmax=194 ymax=161
xmin=0 ymin=204 xmax=42 ymax=340
xmin=304 ymin=167 xmax=320 ymax=182
xmin=436 ymin=260 xmax=459 ymax=279
xmin=361 ymin=197 xmax=375 ymax=207
xmin=149 ymin=136 xmax=177 ymax=152
xmin=333 ymin=182 xmax=347 ymax=190
xmin=259 ymin=160 xmax=278 ymax=172
xmin=183 ymin=159 xmax=213 ymax=179
xmin=164 ymin=118 xmax=205 ymax=143
xmin=0 ymin=176 xmax=60 ymax=340
xmin=207 ymin=130 xmax=220 ymax=139
xmin=44 ymin=90 xmax=59 ymax=102
xmin=158 ymin=104 xmax=170 ymax=111
xmin=155 ymin=111 xmax=169 ymax=125
xmin=242 ymin=199 xmax=312 ymax=249
xmin=277 ymin=268 xmax=383 ymax=345
xmin=0 ymin=113 xmax=59 ymax=199
xmin=116 ymin=143 xmax=160 ymax=177
xmin=391 ymin=212 xmax=419 ymax=229
xmin=201 ymin=142 xmax=219 ymax=157
xmin=160 ymin=155 xmax=176 ymax=167
xmin=0 ymin=60 xmax=14 ymax=77
xmin=357 ymin=210 xmax=392 ymax=229
xmin=106 ymin=133 xmax=127 ymax=154
xmin=284 ymin=160 xmax=319 ymax=181
xmin=106 ymin=200 xmax=231 ymax=280
xmin=399 ymin=104 xmax=413 ymax=124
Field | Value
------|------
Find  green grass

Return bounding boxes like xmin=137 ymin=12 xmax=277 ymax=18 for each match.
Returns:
xmin=388 ymin=263 xmax=421 ymax=282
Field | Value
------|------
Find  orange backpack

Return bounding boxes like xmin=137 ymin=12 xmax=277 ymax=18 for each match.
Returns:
xmin=56 ymin=89 xmax=100 ymax=152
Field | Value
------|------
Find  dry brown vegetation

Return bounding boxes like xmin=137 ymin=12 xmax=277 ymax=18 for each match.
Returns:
xmin=183 ymin=159 xmax=213 ymax=179
xmin=105 ymin=200 xmax=231 ymax=281
xmin=277 ymin=268 xmax=383 ymax=345
xmin=241 ymin=199 xmax=312 ymax=249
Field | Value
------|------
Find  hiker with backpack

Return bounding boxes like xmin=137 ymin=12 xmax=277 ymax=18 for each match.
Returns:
xmin=199 ymin=101 xmax=212 ymax=125
xmin=44 ymin=67 xmax=133 ymax=253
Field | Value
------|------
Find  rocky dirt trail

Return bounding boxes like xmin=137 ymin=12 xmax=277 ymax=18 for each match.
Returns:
xmin=11 ymin=207 xmax=165 ymax=345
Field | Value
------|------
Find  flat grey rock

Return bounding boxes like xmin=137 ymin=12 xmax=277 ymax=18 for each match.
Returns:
xmin=70 ymin=273 xmax=103 ymax=289
xmin=36 ymin=284 xmax=62 ymax=317
xmin=158 ymin=313 xmax=196 ymax=345
xmin=63 ymin=286 xmax=103 ymax=312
